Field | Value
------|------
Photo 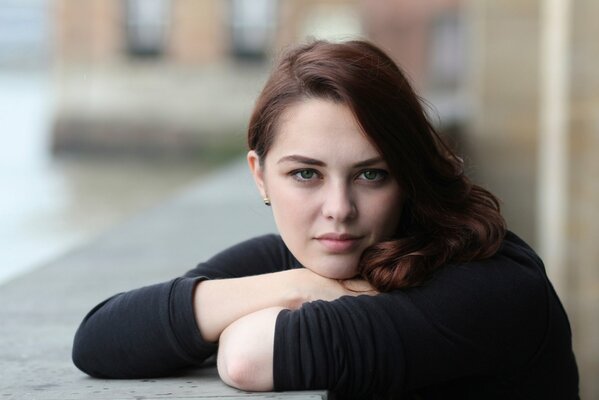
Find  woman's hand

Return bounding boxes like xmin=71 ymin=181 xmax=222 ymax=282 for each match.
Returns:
xmin=291 ymin=267 xmax=378 ymax=306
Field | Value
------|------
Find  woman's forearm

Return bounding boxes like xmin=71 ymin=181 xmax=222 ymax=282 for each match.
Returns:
xmin=194 ymin=268 xmax=377 ymax=343
xmin=73 ymin=278 xmax=214 ymax=378
xmin=193 ymin=270 xmax=304 ymax=342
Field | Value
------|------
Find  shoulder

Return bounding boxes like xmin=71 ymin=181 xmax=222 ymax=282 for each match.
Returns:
xmin=495 ymin=230 xmax=546 ymax=275
xmin=184 ymin=234 xmax=301 ymax=279
xmin=418 ymin=231 xmax=549 ymax=318
xmin=215 ymin=234 xmax=296 ymax=265
xmin=431 ymin=230 xmax=548 ymax=293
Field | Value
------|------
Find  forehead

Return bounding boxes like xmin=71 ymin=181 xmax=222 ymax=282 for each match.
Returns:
xmin=268 ymin=99 xmax=381 ymax=162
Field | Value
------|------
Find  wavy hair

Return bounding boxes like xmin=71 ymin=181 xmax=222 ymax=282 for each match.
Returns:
xmin=247 ymin=40 xmax=506 ymax=291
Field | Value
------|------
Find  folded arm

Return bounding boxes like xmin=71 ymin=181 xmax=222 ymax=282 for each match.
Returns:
xmin=72 ymin=235 xmax=297 ymax=378
xmin=194 ymin=267 xmax=375 ymax=342
xmin=72 ymin=235 xmax=377 ymax=381
xmin=216 ymin=293 xmax=407 ymax=397
xmin=215 ymin=275 xmax=377 ymax=392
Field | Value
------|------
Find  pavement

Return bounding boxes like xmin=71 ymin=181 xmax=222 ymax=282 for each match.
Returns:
xmin=0 ymin=159 xmax=327 ymax=399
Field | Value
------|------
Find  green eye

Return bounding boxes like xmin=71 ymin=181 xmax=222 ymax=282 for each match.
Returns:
xmin=360 ymin=170 xmax=386 ymax=181
xmin=362 ymin=170 xmax=379 ymax=180
xmin=299 ymin=170 xmax=315 ymax=179
xmin=292 ymin=169 xmax=318 ymax=181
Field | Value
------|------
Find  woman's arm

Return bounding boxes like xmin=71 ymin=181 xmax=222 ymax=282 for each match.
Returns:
xmin=220 ymin=252 xmax=556 ymax=398
xmin=72 ymin=277 xmax=208 ymax=378
xmin=72 ymin=267 xmax=359 ymax=379
xmin=73 ymin=271 xmax=301 ymax=379
xmin=72 ymin=234 xmax=373 ymax=379
xmin=194 ymin=267 xmax=375 ymax=342
xmin=194 ymin=271 xmax=300 ymax=343
xmin=215 ymin=274 xmax=377 ymax=391
xmin=217 ymin=291 xmax=404 ymax=396
xmin=217 ymin=307 xmax=284 ymax=391
xmin=72 ymin=235 xmax=298 ymax=378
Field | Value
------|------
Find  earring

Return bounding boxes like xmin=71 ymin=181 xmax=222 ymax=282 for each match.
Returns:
xmin=263 ymin=197 xmax=271 ymax=206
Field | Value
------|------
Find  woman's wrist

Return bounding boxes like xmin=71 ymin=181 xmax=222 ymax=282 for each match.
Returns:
xmin=193 ymin=269 xmax=309 ymax=342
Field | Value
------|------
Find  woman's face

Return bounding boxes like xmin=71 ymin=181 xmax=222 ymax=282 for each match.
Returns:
xmin=248 ymin=99 xmax=403 ymax=279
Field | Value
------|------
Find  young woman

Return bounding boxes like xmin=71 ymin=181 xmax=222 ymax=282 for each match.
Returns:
xmin=73 ymin=40 xmax=579 ymax=399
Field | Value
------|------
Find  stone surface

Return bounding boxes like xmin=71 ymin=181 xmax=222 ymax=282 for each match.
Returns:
xmin=0 ymin=159 xmax=326 ymax=399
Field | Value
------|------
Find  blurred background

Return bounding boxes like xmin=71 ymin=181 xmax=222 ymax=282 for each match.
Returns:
xmin=0 ymin=0 xmax=596 ymax=397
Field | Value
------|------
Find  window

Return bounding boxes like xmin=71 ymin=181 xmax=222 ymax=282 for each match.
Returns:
xmin=124 ymin=0 xmax=170 ymax=57
xmin=230 ymin=0 xmax=277 ymax=60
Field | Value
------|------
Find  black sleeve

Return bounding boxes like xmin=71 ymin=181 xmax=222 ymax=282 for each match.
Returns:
xmin=274 ymin=294 xmax=407 ymax=398
xmin=73 ymin=234 xmax=297 ymax=378
xmin=273 ymin=239 xmax=551 ymax=398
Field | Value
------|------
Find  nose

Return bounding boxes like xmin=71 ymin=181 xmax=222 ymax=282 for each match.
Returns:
xmin=321 ymin=181 xmax=357 ymax=222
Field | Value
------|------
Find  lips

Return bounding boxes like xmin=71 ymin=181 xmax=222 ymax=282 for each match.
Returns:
xmin=315 ymin=233 xmax=362 ymax=253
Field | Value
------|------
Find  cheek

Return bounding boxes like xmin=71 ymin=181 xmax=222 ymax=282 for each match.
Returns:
xmin=269 ymin=183 xmax=315 ymax=241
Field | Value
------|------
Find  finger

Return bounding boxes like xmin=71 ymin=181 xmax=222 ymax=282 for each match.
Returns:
xmin=343 ymin=279 xmax=378 ymax=295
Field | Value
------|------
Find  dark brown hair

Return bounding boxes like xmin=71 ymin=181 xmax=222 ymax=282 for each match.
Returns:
xmin=248 ymin=40 xmax=506 ymax=291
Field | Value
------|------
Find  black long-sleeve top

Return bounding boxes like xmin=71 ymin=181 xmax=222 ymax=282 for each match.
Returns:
xmin=72 ymin=231 xmax=579 ymax=399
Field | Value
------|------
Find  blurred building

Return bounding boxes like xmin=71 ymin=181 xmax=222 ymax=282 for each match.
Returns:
xmin=51 ymin=0 xmax=466 ymax=157
xmin=51 ymin=0 xmax=362 ymax=158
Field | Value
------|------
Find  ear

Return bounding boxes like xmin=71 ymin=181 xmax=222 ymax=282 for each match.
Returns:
xmin=247 ymin=150 xmax=267 ymax=199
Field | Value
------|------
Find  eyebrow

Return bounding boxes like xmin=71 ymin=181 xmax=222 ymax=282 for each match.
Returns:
xmin=277 ymin=155 xmax=384 ymax=168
